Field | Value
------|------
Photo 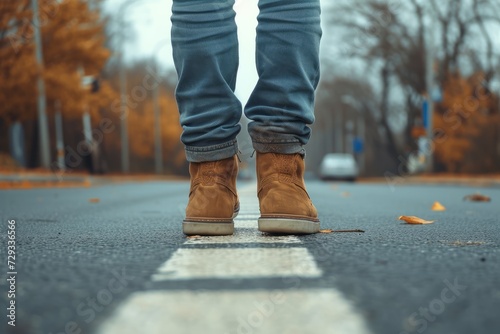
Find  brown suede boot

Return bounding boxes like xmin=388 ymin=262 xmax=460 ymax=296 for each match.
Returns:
xmin=183 ymin=155 xmax=239 ymax=235
xmin=256 ymin=152 xmax=320 ymax=234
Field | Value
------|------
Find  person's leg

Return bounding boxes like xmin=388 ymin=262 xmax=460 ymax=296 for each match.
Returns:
xmin=245 ymin=0 xmax=321 ymax=153
xmin=171 ymin=0 xmax=241 ymax=235
xmin=171 ymin=0 xmax=241 ymax=162
xmin=245 ymin=0 xmax=322 ymax=234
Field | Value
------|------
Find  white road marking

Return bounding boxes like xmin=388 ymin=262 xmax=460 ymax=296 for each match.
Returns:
xmin=151 ymin=248 xmax=320 ymax=281
xmin=234 ymin=220 xmax=257 ymax=228
xmin=235 ymin=214 xmax=261 ymax=219
xmin=185 ymin=231 xmax=300 ymax=244
xmin=97 ymin=289 xmax=372 ymax=334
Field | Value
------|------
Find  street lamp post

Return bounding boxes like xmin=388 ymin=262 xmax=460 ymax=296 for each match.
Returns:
xmin=31 ymin=0 xmax=51 ymax=168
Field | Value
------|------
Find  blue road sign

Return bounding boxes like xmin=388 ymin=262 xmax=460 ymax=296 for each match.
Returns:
xmin=422 ymin=99 xmax=429 ymax=128
xmin=353 ymin=137 xmax=364 ymax=153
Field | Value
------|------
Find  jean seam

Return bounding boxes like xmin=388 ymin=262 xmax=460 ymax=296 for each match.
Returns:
xmin=185 ymin=139 xmax=237 ymax=153
xmin=252 ymin=139 xmax=301 ymax=144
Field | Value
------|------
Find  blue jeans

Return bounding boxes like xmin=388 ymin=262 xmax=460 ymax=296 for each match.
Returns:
xmin=171 ymin=0 xmax=321 ymax=162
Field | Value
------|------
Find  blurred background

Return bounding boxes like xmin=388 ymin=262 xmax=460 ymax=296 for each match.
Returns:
xmin=1 ymin=0 xmax=499 ymax=178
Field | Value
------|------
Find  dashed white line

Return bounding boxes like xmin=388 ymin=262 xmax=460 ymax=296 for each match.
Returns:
xmin=97 ymin=289 xmax=371 ymax=334
xmin=185 ymin=232 xmax=301 ymax=245
xmin=151 ymin=248 xmax=320 ymax=281
xmin=234 ymin=220 xmax=258 ymax=228
xmin=236 ymin=214 xmax=260 ymax=218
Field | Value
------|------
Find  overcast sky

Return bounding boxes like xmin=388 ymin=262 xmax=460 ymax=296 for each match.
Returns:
xmin=103 ymin=0 xmax=500 ymax=103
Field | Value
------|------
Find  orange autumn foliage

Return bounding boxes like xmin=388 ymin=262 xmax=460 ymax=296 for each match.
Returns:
xmin=1 ymin=1 xmax=185 ymax=172
xmin=0 ymin=0 xmax=115 ymax=123
xmin=433 ymin=72 xmax=499 ymax=173
xmin=127 ymin=93 xmax=183 ymax=160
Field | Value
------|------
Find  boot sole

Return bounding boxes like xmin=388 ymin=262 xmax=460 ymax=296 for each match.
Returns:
xmin=183 ymin=221 xmax=234 ymax=236
xmin=183 ymin=211 xmax=238 ymax=236
xmin=258 ymin=217 xmax=320 ymax=234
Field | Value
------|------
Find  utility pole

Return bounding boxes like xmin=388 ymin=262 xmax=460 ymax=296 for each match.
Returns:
xmin=117 ymin=0 xmax=141 ymax=174
xmin=151 ymin=38 xmax=169 ymax=175
xmin=327 ymin=110 xmax=334 ymax=154
xmin=357 ymin=112 xmax=365 ymax=174
xmin=341 ymin=95 xmax=366 ymax=173
xmin=54 ymin=101 xmax=65 ymax=171
xmin=116 ymin=0 xmax=153 ymax=173
xmin=345 ymin=120 xmax=354 ymax=154
xmin=32 ymin=0 xmax=51 ymax=168
xmin=119 ymin=55 xmax=130 ymax=173
xmin=335 ymin=109 xmax=343 ymax=153
xmin=425 ymin=11 xmax=436 ymax=173
xmin=153 ymin=62 xmax=163 ymax=174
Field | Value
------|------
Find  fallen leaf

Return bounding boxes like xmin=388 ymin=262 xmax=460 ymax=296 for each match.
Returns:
xmin=398 ymin=215 xmax=435 ymax=225
xmin=88 ymin=198 xmax=100 ymax=203
xmin=431 ymin=201 xmax=446 ymax=211
xmin=341 ymin=192 xmax=350 ymax=197
xmin=319 ymin=229 xmax=365 ymax=233
xmin=186 ymin=235 xmax=202 ymax=239
xmin=463 ymin=193 xmax=491 ymax=202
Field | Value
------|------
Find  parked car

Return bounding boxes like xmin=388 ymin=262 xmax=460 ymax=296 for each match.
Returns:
xmin=319 ymin=153 xmax=359 ymax=181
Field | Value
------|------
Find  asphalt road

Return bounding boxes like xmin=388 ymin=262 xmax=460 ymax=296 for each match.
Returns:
xmin=1 ymin=179 xmax=499 ymax=334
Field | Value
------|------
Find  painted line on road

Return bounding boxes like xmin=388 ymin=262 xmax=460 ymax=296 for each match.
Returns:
xmin=185 ymin=232 xmax=301 ymax=245
xmin=97 ymin=289 xmax=372 ymax=334
xmin=233 ymin=220 xmax=258 ymax=228
xmin=235 ymin=214 xmax=260 ymax=219
xmin=151 ymin=248 xmax=319 ymax=281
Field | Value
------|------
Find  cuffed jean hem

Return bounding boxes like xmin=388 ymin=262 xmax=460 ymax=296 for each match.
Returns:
xmin=184 ymin=139 xmax=239 ymax=163
xmin=252 ymin=140 xmax=306 ymax=156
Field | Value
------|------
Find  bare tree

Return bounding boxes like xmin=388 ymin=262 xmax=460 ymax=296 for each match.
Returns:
xmin=324 ymin=0 xmax=500 ymax=172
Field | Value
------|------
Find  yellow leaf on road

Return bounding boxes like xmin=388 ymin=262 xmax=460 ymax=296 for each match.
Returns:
xmin=89 ymin=198 xmax=100 ymax=203
xmin=319 ymin=229 xmax=334 ymax=233
xmin=398 ymin=215 xmax=435 ymax=225
xmin=431 ymin=201 xmax=446 ymax=211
